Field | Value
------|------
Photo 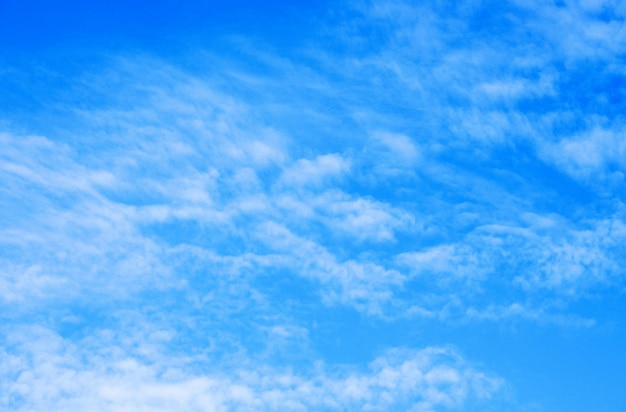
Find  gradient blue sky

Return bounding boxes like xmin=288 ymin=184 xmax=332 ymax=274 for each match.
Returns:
xmin=1 ymin=1 xmax=626 ymax=411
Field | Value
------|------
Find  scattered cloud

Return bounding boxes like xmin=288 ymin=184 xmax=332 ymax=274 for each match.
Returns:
xmin=2 ymin=1 xmax=626 ymax=409
xmin=278 ymin=154 xmax=350 ymax=188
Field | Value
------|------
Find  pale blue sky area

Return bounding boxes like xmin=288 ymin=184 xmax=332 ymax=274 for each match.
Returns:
xmin=1 ymin=1 xmax=626 ymax=411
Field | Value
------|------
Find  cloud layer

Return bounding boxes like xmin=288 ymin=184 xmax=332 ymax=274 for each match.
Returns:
xmin=2 ymin=0 xmax=626 ymax=410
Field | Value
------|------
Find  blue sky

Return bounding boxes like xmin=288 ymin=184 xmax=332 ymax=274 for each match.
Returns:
xmin=1 ymin=0 xmax=626 ymax=411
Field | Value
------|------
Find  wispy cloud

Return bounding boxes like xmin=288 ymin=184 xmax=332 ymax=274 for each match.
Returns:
xmin=2 ymin=39 xmax=625 ymax=320
xmin=2 ymin=1 xmax=626 ymax=409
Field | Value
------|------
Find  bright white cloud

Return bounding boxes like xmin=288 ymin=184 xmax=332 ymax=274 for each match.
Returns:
xmin=278 ymin=154 xmax=350 ymax=188
xmin=538 ymin=126 xmax=626 ymax=184
xmin=0 ymin=327 xmax=503 ymax=412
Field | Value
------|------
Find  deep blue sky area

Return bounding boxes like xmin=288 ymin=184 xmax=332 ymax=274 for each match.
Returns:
xmin=1 ymin=1 xmax=626 ymax=411
xmin=0 ymin=0 xmax=327 ymax=54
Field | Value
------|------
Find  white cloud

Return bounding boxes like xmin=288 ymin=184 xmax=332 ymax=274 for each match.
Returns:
xmin=320 ymin=195 xmax=411 ymax=242
xmin=255 ymin=221 xmax=404 ymax=314
xmin=2 ymin=4 xmax=626 ymax=411
xmin=397 ymin=243 xmax=488 ymax=286
xmin=275 ymin=189 xmax=414 ymax=242
xmin=465 ymin=302 xmax=597 ymax=328
xmin=278 ymin=154 xmax=350 ymax=188
xmin=373 ymin=131 xmax=421 ymax=164
xmin=513 ymin=0 xmax=626 ymax=61
xmin=2 ymin=5 xmax=625 ymax=330
xmin=2 ymin=46 xmax=623 ymax=320
xmin=511 ymin=218 xmax=626 ymax=294
xmin=393 ymin=212 xmax=626 ymax=320
xmin=0 ymin=327 xmax=504 ymax=412
xmin=538 ymin=126 xmax=626 ymax=184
